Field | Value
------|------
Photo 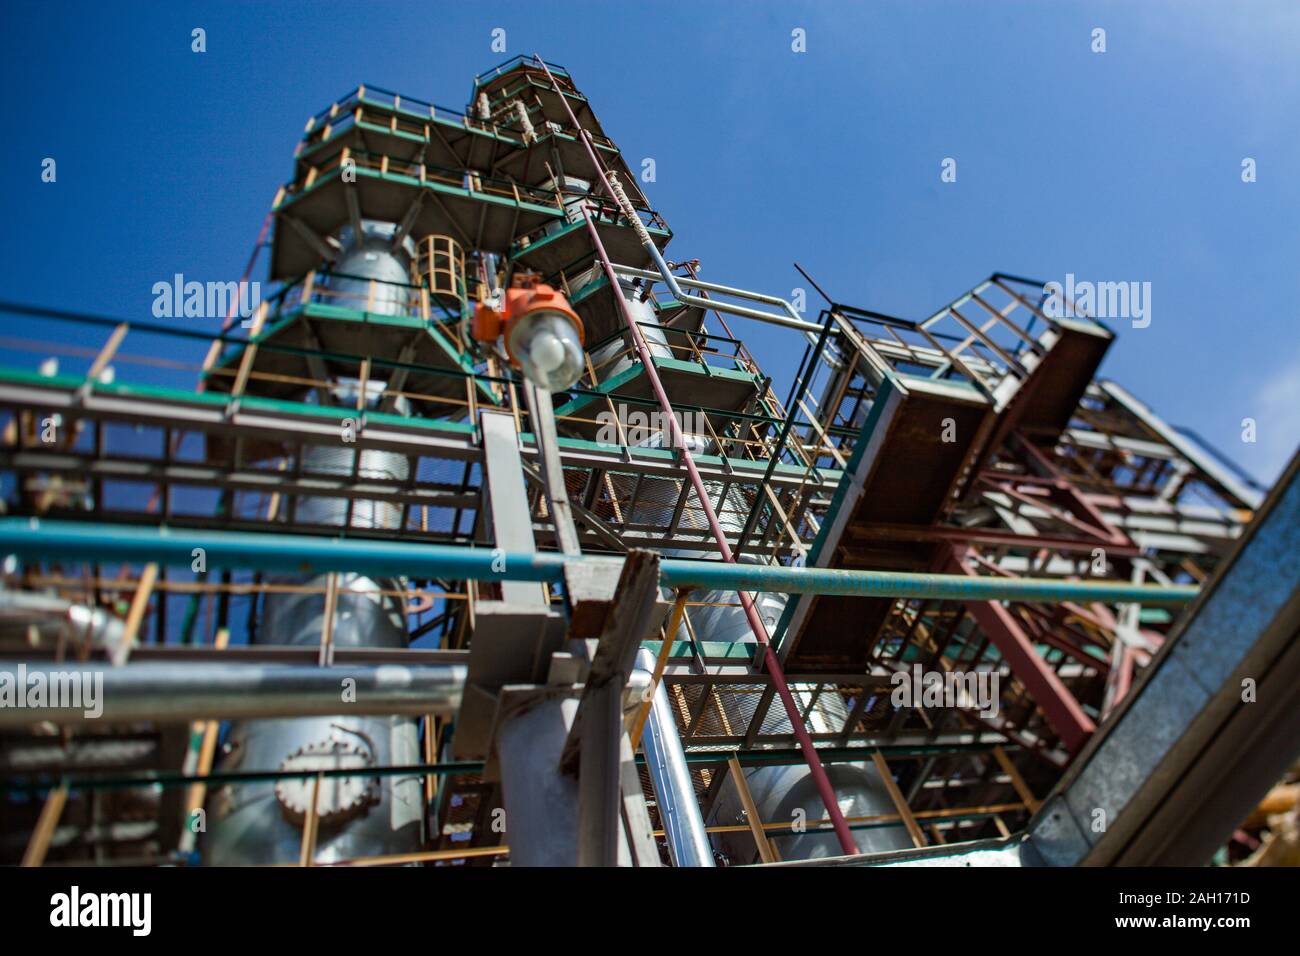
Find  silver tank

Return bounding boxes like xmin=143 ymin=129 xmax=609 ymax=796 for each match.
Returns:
xmin=328 ymin=221 xmax=417 ymax=314
xmin=548 ymin=175 xmax=593 ymax=231
xmin=704 ymin=689 xmax=912 ymax=861
xmin=205 ymin=221 xmax=424 ymax=865
xmin=586 ymin=276 xmax=673 ymax=377
xmin=710 ymin=759 xmax=913 ymax=862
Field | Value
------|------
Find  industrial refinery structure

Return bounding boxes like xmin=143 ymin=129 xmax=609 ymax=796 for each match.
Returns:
xmin=1 ymin=55 xmax=1296 ymax=868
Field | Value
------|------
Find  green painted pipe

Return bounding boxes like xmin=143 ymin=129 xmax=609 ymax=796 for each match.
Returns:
xmin=0 ymin=518 xmax=1200 ymax=605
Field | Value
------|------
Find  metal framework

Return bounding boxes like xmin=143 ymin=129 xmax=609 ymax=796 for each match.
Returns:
xmin=0 ymin=54 xmax=1268 ymax=867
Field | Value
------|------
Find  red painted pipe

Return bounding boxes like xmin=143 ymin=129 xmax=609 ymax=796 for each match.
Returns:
xmin=533 ymin=56 xmax=859 ymax=856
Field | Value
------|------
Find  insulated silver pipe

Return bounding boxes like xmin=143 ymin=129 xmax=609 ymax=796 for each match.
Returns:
xmin=610 ymin=264 xmax=821 ymax=334
xmin=614 ymin=263 xmax=802 ymax=312
xmin=633 ymin=649 xmax=714 ymax=867
xmin=674 ymin=292 xmax=819 ymax=333
xmin=0 ymin=662 xmax=465 ymax=727
xmin=0 ymin=589 xmax=128 ymax=665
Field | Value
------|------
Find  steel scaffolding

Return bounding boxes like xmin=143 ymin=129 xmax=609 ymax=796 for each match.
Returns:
xmin=0 ymin=54 xmax=1270 ymax=867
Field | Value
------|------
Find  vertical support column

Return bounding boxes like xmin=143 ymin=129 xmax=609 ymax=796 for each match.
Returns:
xmin=576 ymin=678 xmax=624 ymax=866
xmin=562 ymin=551 xmax=662 ymax=866
xmin=729 ymin=755 xmax=778 ymax=864
xmin=494 ymin=553 xmax=663 ymax=867
xmin=21 ymin=784 xmax=68 ymax=867
xmin=178 ymin=627 xmax=230 ymax=856
xmin=480 ymin=410 xmax=546 ymax=606
xmin=496 ymin=692 xmax=582 ymax=866
xmin=872 ymin=751 xmax=927 ymax=848
xmin=298 ymin=773 xmax=323 ymax=867
xmin=522 ymin=381 xmax=581 ymax=556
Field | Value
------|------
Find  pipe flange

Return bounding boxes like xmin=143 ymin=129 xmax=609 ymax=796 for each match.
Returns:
xmin=274 ymin=738 xmax=378 ymax=828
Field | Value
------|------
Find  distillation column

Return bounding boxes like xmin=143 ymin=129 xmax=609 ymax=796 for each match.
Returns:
xmin=588 ymin=281 xmax=906 ymax=862
xmin=206 ymin=222 xmax=425 ymax=864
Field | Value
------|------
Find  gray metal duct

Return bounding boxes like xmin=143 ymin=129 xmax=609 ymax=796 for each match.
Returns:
xmin=0 ymin=662 xmax=464 ymax=727
xmin=633 ymin=648 xmax=714 ymax=867
xmin=207 ymin=221 xmax=428 ymax=866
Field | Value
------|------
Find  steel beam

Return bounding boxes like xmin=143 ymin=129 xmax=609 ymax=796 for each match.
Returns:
xmin=946 ymin=545 xmax=1096 ymax=753
xmin=0 ymin=377 xmax=834 ymax=492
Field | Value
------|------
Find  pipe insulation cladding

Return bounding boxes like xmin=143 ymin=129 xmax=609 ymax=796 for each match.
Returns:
xmin=0 ymin=662 xmax=465 ymax=727
xmin=633 ymin=649 xmax=714 ymax=867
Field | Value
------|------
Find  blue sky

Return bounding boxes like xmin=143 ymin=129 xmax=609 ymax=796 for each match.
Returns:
xmin=3 ymin=0 xmax=1298 ymax=483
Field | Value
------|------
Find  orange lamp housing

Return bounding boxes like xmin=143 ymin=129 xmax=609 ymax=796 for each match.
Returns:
xmin=471 ymin=277 xmax=587 ymax=390
xmin=471 ymin=299 xmax=503 ymax=343
xmin=472 ymin=282 xmax=584 ymax=352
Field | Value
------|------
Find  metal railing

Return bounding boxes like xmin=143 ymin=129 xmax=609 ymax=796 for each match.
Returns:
xmin=281 ymin=146 xmax=565 ymax=211
xmin=304 ymin=84 xmax=505 ymax=139
xmin=510 ymin=191 xmax=670 ymax=258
